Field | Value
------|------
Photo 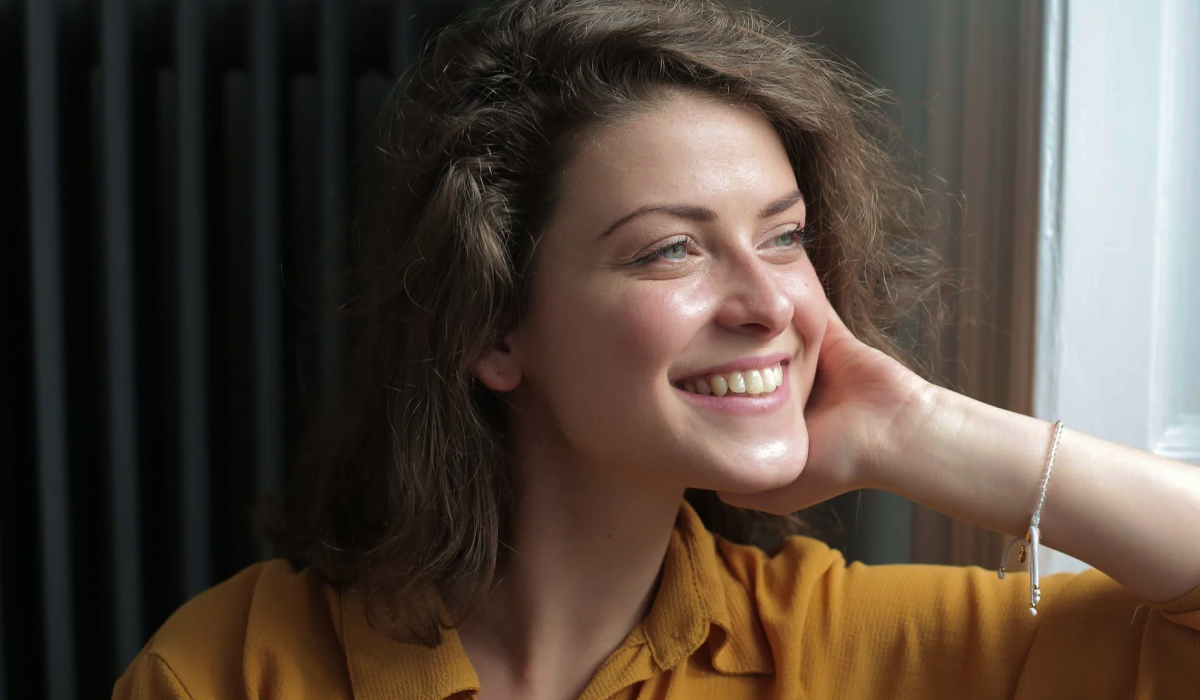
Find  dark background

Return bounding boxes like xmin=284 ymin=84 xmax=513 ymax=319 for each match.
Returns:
xmin=2 ymin=0 xmax=1010 ymax=697
xmin=5 ymin=2 xmax=489 ymax=696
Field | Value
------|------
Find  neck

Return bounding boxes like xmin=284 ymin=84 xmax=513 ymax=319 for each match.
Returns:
xmin=458 ymin=436 xmax=683 ymax=700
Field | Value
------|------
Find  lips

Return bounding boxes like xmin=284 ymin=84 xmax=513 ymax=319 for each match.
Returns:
xmin=675 ymin=362 xmax=784 ymax=397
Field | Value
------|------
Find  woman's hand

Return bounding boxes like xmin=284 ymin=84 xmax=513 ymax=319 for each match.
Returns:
xmin=718 ymin=305 xmax=933 ymax=514
xmin=722 ymin=306 xmax=1200 ymax=604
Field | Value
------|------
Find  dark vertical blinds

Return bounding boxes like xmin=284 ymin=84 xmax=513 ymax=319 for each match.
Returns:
xmin=25 ymin=0 xmax=77 ymax=698
xmin=5 ymin=1 xmax=476 ymax=697
xmin=99 ymin=0 xmax=145 ymax=668
xmin=249 ymin=0 xmax=285 ymax=556
xmin=175 ymin=0 xmax=212 ymax=602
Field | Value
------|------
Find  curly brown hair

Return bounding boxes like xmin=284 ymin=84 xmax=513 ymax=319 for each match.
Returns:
xmin=270 ymin=0 xmax=946 ymax=647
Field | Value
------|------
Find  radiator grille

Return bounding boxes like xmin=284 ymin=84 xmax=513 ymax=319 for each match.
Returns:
xmin=4 ymin=1 xmax=481 ymax=697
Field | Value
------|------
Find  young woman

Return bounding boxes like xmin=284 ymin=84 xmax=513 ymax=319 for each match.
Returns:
xmin=115 ymin=1 xmax=1200 ymax=698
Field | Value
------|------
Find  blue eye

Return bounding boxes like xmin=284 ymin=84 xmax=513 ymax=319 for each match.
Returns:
xmin=636 ymin=237 xmax=691 ymax=264
xmin=770 ymin=227 xmax=808 ymax=247
xmin=660 ymin=241 xmax=688 ymax=260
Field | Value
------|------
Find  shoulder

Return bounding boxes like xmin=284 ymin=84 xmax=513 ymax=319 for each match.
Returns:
xmin=713 ymin=533 xmax=1002 ymax=624
xmin=710 ymin=533 xmax=932 ymax=643
xmin=716 ymin=534 xmax=849 ymax=597
xmin=114 ymin=560 xmax=352 ymax=700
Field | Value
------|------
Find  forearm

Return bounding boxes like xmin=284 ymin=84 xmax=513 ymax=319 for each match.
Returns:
xmin=876 ymin=385 xmax=1200 ymax=603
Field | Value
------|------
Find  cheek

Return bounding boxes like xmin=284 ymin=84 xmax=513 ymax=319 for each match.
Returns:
xmin=515 ymin=276 xmax=710 ymax=440
xmin=779 ymin=263 xmax=828 ymax=397
xmin=532 ymin=275 xmax=711 ymax=377
xmin=784 ymin=262 xmax=827 ymax=336
xmin=613 ymin=284 xmax=713 ymax=364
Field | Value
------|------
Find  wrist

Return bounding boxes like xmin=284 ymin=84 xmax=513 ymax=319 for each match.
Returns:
xmin=862 ymin=379 xmax=960 ymax=492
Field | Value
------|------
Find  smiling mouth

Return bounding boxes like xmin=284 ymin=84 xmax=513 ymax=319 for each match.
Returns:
xmin=673 ymin=362 xmax=785 ymax=397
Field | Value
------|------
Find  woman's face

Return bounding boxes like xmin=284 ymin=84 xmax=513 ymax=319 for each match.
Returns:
xmin=484 ymin=93 xmax=829 ymax=494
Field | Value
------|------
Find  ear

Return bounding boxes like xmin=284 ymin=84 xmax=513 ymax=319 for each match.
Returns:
xmin=473 ymin=337 xmax=522 ymax=392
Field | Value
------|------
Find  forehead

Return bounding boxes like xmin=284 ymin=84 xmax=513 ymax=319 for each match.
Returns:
xmin=555 ymin=94 xmax=799 ymax=215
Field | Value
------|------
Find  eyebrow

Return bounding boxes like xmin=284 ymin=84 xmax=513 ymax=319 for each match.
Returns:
xmin=599 ymin=190 xmax=806 ymax=238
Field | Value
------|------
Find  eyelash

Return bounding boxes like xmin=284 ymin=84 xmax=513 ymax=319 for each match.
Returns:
xmin=634 ymin=236 xmax=691 ymax=265
xmin=634 ymin=227 xmax=812 ymax=265
xmin=772 ymin=226 xmax=815 ymax=249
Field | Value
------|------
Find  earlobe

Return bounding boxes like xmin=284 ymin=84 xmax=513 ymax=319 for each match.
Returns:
xmin=474 ymin=342 xmax=522 ymax=392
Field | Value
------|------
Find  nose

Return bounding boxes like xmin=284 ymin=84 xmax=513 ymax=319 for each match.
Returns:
xmin=713 ymin=254 xmax=794 ymax=337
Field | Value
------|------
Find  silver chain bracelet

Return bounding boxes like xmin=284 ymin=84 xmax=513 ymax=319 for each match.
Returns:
xmin=998 ymin=419 xmax=1066 ymax=616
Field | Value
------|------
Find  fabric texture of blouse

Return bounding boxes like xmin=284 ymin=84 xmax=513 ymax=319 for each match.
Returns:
xmin=114 ymin=501 xmax=1200 ymax=699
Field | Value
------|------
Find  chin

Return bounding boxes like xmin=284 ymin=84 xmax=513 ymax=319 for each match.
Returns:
xmin=688 ymin=446 xmax=809 ymax=496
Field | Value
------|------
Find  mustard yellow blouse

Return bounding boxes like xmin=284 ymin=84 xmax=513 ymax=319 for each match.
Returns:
xmin=114 ymin=502 xmax=1200 ymax=699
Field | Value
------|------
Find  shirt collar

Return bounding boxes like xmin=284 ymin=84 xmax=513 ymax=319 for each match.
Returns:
xmin=644 ymin=500 xmax=775 ymax=676
xmin=340 ymin=592 xmax=480 ymax=700
xmin=339 ymin=500 xmax=773 ymax=700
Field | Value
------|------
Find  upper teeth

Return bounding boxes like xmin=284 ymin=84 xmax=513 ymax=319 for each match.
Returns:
xmin=679 ymin=363 xmax=784 ymax=397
